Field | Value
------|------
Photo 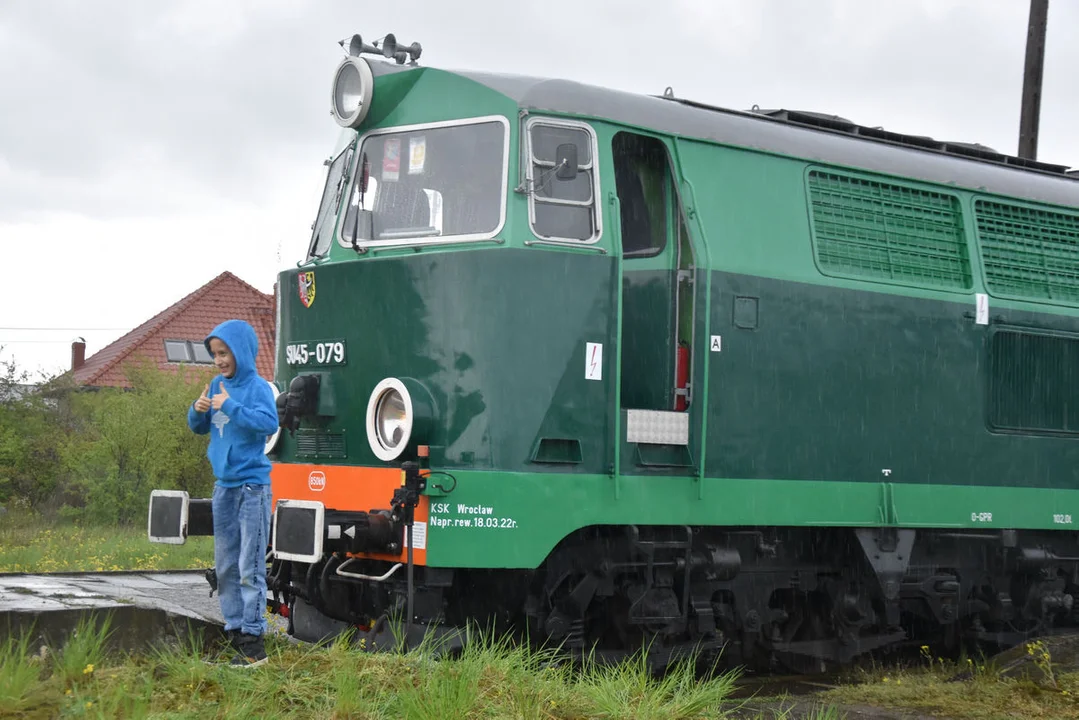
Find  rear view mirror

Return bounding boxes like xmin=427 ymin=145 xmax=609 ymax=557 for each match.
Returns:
xmin=555 ymin=143 xmax=579 ymax=180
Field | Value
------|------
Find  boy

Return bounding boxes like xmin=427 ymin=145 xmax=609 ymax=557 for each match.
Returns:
xmin=188 ymin=319 xmax=279 ymax=667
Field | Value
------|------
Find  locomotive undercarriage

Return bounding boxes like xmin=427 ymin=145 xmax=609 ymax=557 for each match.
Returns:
xmin=267 ymin=525 xmax=1079 ymax=673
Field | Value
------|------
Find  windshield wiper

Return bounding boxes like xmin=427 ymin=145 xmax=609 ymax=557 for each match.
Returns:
xmin=350 ymin=152 xmax=369 ymax=254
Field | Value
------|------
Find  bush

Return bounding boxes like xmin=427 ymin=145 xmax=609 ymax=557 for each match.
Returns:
xmin=0 ymin=350 xmax=68 ymax=507
xmin=0 ymin=348 xmax=219 ymax=525
xmin=61 ymin=360 xmax=217 ymax=525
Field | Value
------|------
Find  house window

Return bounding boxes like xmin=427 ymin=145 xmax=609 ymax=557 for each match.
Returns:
xmin=191 ymin=343 xmax=213 ymax=364
xmin=164 ymin=340 xmax=214 ymax=364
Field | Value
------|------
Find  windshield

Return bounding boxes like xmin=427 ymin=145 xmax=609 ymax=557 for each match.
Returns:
xmin=340 ymin=117 xmax=508 ymax=247
xmin=307 ymin=142 xmax=354 ymax=259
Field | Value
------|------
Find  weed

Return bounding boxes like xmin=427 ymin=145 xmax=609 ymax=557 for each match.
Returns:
xmin=577 ymin=643 xmax=741 ymax=720
xmin=824 ymin=649 xmax=1079 ymax=720
xmin=53 ymin=614 xmax=114 ymax=688
xmin=1026 ymin=639 xmax=1057 ymax=689
xmin=0 ymin=630 xmax=41 ymax=715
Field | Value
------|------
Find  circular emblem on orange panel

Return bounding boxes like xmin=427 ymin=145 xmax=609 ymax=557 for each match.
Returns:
xmin=308 ymin=471 xmax=326 ymax=491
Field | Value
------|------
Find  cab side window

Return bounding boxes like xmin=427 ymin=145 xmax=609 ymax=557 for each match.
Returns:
xmin=612 ymin=133 xmax=669 ymax=257
xmin=527 ymin=121 xmax=600 ymax=242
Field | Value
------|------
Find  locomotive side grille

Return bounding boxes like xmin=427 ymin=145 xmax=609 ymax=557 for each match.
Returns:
xmin=989 ymin=329 xmax=1079 ymax=436
xmin=975 ymin=200 xmax=1079 ymax=304
xmin=295 ymin=429 xmax=347 ymax=459
xmin=807 ymin=170 xmax=971 ymax=291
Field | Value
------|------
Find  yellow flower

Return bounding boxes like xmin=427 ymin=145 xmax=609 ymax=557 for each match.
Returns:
xmin=65 ymin=689 xmax=72 ymax=696
xmin=882 ymin=677 xmax=890 ymax=683
xmin=85 ymin=702 xmax=93 ymax=709
xmin=83 ymin=664 xmax=94 ymax=674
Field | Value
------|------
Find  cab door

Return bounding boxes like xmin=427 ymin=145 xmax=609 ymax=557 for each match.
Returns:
xmin=612 ymin=131 xmax=700 ymax=471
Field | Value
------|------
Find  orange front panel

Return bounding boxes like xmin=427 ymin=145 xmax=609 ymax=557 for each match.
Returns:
xmin=271 ymin=463 xmax=429 ymax=565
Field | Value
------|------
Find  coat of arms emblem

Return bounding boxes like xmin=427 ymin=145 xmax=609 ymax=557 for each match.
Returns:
xmin=298 ymin=271 xmax=316 ymax=308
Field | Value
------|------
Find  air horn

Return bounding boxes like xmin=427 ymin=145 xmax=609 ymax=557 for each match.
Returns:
xmin=338 ymin=34 xmax=380 ymax=58
xmin=381 ymin=33 xmax=422 ymax=64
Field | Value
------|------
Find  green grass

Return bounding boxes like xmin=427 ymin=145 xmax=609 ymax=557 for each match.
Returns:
xmin=0 ymin=617 xmax=834 ymax=720
xmin=0 ymin=511 xmax=213 ymax=573
xmin=577 ymin=646 xmax=739 ymax=720
xmin=0 ymin=628 xmax=42 ymax=715
xmin=6 ymin=513 xmax=1072 ymax=719
xmin=50 ymin=615 xmax=114 ymax=687
xmin=820 ymin=647 xmax=1079 ymax=720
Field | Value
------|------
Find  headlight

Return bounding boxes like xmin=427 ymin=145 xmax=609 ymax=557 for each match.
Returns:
xmin=331 ymin=56 xmax=374 ymax=128
xmin=265 ymin=379 xmax=282 ymax=454
xmin=365 ymin=377 xmax=434 ymax=461
xmin=375 ymin=387 xmax=408 ymax=449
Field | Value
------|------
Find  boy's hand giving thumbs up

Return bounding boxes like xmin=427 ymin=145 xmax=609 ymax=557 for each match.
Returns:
xmin=211 ymin=380 xmax=229 ymax=411
xmin=194 ymin=384 xmax=211 ymax=413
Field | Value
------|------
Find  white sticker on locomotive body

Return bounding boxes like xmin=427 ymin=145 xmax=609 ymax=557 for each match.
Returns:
xmin=402 ymin=521 xmax=427 ymax=550
xmin=586 ymin=342 xmax=602 ymax=381
xmin=710 ymin=335 xmax=722 ymax=352
xmin=975 ymin=293 xmax=989 ymax=325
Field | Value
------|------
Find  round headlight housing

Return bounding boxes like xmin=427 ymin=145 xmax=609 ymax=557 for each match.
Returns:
xmin=331 ymin=56 xmax=374 ymax=128
xmin=365 ymin=377 xmax=433 ymax=462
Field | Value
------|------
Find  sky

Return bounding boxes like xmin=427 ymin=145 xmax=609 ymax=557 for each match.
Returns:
xmin=1 ymin=0 xmax=1076 ymax=379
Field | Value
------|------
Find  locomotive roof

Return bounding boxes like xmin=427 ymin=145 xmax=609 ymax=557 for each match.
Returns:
xmin=449 ymin=68 xmax=1079 ymax=209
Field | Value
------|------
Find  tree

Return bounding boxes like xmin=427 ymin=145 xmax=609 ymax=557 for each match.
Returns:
xmin=0 ymin=347 xmax=67 ymax=508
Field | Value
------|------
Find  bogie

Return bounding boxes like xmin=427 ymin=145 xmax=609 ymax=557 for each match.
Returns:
xmin=262 ymin=522 xmax=1079 ymax=671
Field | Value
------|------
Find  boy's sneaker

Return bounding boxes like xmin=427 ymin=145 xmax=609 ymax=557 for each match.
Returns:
xmin=229 ymin=634 xmax=268 ymax=668
xmin=200 ymin=630 xmax=242 ymax=666
xmin=225 ymin=629 xmax=243 ymax=652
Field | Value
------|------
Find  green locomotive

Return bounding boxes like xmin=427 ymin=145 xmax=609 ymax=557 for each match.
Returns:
xmin=150 ymin=32 xmax=1079 ymax=671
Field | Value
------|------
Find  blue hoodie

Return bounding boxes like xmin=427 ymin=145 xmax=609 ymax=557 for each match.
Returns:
xmin=187 ymin=319 xmax=279 ymax=487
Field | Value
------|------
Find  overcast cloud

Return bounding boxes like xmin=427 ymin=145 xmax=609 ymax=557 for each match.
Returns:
xmin=1 ymin=0 xmax=1076 ymax=377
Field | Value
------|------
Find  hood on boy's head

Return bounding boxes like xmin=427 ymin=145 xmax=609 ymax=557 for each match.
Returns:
xmin=204 ymin=319 xmax=260 ymax=384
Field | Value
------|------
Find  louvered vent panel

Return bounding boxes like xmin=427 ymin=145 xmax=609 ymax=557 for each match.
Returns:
xmin=295 ymin=430 xmax=346 ymax=459
xmin=989 ymin=330 xmax=1079 ymax=435
xmin=975 ymin=200 xmax=1079 ymax=303
xmin=807 ymin=171 xmax=971 ymax=290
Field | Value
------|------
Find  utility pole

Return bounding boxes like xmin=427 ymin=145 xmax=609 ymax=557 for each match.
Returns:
xmin=1017 ymin=0 xmax=1049 ymax=160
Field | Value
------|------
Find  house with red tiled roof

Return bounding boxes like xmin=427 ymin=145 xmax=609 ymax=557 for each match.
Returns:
xmin=70 ymin=271 xmax=276 ymax=389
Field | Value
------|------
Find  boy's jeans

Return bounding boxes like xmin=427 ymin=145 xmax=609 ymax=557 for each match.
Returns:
xmin=212 ymin=482 xmax=272 ymax=637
